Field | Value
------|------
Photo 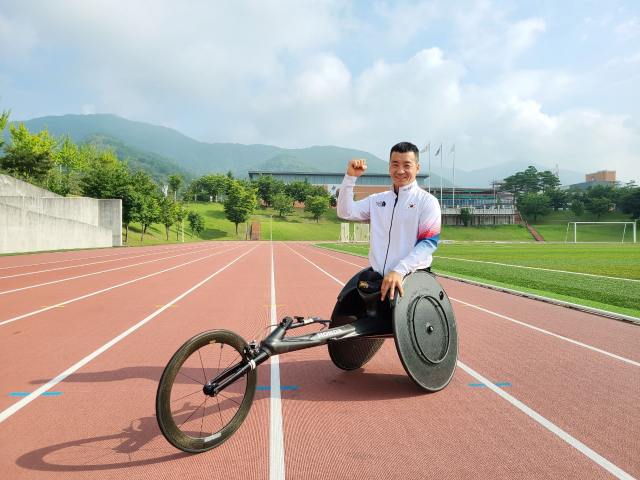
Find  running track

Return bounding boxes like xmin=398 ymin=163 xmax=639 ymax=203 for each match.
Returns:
xmin=0 ymin=241 xmax=637 ymax=479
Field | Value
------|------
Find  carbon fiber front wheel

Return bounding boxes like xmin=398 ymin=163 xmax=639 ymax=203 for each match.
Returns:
xmin=156 ymin=330 xmax=257 ymax=453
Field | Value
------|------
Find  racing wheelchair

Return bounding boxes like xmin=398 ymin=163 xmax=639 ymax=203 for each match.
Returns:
xmin=156 ymin=268 xmax=458 ymax=453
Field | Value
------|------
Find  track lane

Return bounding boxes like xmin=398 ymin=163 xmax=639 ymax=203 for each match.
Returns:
xmin=0 ymin=242 xmax=239 ymax=294
xmin=0 ymin=243 xmax=246 ymax=324
xmin=304 ymin=243 xmax=640 ymax=362
xmin=1 ymin=242 xmax=272 ymax=479
xmin=0 ymin=242 xmax=215 ymax=279
xmin=280 ymin=242 xmax=637 ymax=478
xmin=0 ymin=244 xmax=256 ymax=412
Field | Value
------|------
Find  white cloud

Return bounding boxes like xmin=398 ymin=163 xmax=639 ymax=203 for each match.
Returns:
xmin=614 ymin=16 xmax=640 ymax=41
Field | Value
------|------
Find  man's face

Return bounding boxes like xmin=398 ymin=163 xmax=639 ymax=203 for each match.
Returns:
xmin=389 ymin=151 xmax=419 ymax=192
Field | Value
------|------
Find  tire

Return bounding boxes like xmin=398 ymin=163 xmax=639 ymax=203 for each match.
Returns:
xmin=156 ymin=330 xmax=257 ymax=453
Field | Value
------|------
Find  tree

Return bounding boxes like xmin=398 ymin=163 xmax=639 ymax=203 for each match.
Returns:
xmin=198 ymin=173 xmax=228 ymax=202
xmin=175 ymin=204 xmax=187 ymax=240
xmin=570 ymin=200 xmax=585 ymax=219
xmin=537 ymin=170 xmax=561 ymax=193
xmin=139 ymin=195 xmax=160 ymax=241
xmin=253 ymin=174 xmax=284 ymax=207
xmin=284 ymin=179 xmax=312 ymax=204
xmin=168 ymin=173 xmax=184 ymax=201
xmin=158 ymin=198 xmax=178 ymax=241
xmin=586 ymin=197 xmax=612 ymax=221
xmin=224 ymin=180 xmax=256 ymax=234
xmin=309 ymin=185 xmax=330 ymax=198
xmin=188 ymin=211 xmax=205 ymax=239
xmin=0 ymin=105 xmax=11 ymax=151
xmin=460 ymin=207 xmax=473 ymax=226
xmin=546 ymin=188 xmax=569 ymax=211
xmin=1 ymin=123 xmax=60 ymax=183
xmin=305 ymin=195 xmax=330 ymax=223
xmin=517 ymin=193 xmax=551 ymax=221
xmin=79 ymin=148 xmax=131 ymax=199
xmin=619 ymin=188 xmax=640 ymax=220
xmin=121 ymin=189 xmax=143 ymax=243
xmin=272 ymin=192 xmax=295 ymax=217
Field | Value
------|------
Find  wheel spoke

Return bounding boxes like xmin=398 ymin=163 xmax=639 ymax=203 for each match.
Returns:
xmin=217 ymin=391 xmax=242 ymax=406
xmin=177 ymin=370 xmax=206 ymax=386
xmin=178 ymin=398 xmax=208 ymax=429
xmin=171 ymin=388 xmax=203 ymax=404
xmin=198 ymin=348 xmax=207 ymax=384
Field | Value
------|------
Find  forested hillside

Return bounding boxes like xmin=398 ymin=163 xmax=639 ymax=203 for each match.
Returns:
xmin=13 ymin=114 xmax=390 ymax=177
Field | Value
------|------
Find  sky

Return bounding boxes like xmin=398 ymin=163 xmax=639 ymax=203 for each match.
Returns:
xmin=0 ymin=0 xmax=639 ymax=182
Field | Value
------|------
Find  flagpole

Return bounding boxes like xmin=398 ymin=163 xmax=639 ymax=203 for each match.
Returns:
xmin=452 ymin=144 xmax=455 ymax=208
xmin=428 ymin=144 xmax=431 ymax=192
xmin=439 ymin=142 xmax=443 ymax=207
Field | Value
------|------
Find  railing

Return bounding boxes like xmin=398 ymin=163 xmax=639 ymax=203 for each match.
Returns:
xmin=441 ymin=206 xmax=515 ymax=215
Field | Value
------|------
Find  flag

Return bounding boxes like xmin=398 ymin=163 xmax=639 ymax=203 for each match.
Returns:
xmin=435 ymin=145 xmax=441 ymax=156
xmin=420 ymin=143 xmax=430 ymax=153
xmin=449 ymin=143 xmax=455 ymax=154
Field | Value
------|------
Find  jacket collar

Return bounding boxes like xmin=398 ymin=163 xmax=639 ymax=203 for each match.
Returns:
xmin=390 ymin=180 xmax=418 ymax=195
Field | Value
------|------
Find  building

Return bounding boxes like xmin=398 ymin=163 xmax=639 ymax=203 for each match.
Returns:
xmin=248 ymin=171 xmax=515 ymax=225
xmin=585 ymin=170 xmax=616 ymax=183
xmin=560 ymin=170 xmax=617 ymax=191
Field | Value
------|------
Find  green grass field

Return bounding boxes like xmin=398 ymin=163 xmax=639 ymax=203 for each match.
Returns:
xmin=523 ymin=210 xmax=636 ymax=242
xmin=315 ymin=242 xmax=640 ymax=319
xmin=122 ymin=202 xmax=347 ymax=247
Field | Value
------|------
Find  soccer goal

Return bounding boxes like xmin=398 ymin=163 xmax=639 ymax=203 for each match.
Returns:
xmin=565 ymin=222 xmax=637 ymax=243
xmin=339 ymin=223 xmax=350 ymax=242
xmin=353 ymin=223 xmax=370 ymax=243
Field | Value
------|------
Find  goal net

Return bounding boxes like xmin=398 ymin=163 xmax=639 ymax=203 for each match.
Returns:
xmin=339 ymin=223 xmax=350 ymax=242
xmin=565 ymin=222 xmax=637 ymax=243
xmin=353 ymin=224 xmax=370 ymax=243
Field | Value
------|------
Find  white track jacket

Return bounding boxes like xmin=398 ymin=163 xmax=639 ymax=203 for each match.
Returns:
xmin=337 ymin=175 xmax=441 ymax=277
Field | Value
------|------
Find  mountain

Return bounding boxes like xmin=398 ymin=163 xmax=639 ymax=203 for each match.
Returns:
xmin=10 ymin=114 xmax=390 ymax=177
xmin=84 ymin=134 xmax=197 ymax=184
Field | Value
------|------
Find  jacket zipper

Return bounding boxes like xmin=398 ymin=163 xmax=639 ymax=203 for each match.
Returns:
xmin=382 ymin=195 xmax=399 ymax=275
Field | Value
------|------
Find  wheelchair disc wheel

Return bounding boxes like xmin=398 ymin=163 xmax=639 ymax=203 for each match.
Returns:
xmin=156 ymin=330 xmax=257 ymax=453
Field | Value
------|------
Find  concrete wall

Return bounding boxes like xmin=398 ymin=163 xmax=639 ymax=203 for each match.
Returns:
xmin=0 ymin=196 xmax=122 ymax=246
xmin=98 ymin=199 xmax=122 ymax=246
xmin=0 ymin=174 xmax=61 ymax=198
xmin=0 ymin=203 xmax=112 ymax=254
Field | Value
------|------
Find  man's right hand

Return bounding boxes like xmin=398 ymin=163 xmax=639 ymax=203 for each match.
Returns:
xmin=347 ymin=158 xmax=367 ymax=177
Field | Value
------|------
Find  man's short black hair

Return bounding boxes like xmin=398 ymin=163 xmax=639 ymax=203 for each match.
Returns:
xmin=390 ymin=142 xmax=419 ymax=163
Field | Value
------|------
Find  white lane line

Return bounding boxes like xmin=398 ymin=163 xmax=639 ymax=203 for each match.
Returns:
xmin=457 ymin=361 xmax=634 ymax=480
xmin=0 ymin=243 xmax=261 ymax=424
xmin=0 ymin=243 xmax=248 ymax=327
xmin=0 ymin=241 xmax=207 ymax=270
xmin=0 ymin=242 xmax=233 ymax=280
xmin=270 ymin=241 xmax=285 ymax=480
xmin=450 ymin=298 xmax=640 ymax=367
xmin=288 ymin=244 xmax=635 ymax=479
xmin=283 ymin=243 xmax=344 ymax=286
xmin=433 ymin=255 xmax=639 ymax=282
xmin=309 ymin=245 xmax=640 ymax=362
xmin=0 ymin=243 xmax=234 ymax=296
xmin=295 ymin=243 xmax=366 ymax=268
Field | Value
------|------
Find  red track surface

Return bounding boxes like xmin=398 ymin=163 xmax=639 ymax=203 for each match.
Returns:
xmin=0 ymin=241 xmax=638 ymax=479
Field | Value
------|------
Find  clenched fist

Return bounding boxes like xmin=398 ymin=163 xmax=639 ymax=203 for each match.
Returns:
xmin=347 ymin=158 xmax=367 ymax=177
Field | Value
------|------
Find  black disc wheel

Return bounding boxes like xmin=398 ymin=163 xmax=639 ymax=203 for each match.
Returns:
xmin=156 ymin=330 xmax=257 ymax=453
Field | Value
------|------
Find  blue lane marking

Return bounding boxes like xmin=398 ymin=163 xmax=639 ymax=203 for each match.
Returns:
xmin=9 ymin=392 xmax=63 ymax=396
xmin=468 ymin=383 xmax=512 ymax=387
xmin=257 ymin=386 xmax=298 ymax=391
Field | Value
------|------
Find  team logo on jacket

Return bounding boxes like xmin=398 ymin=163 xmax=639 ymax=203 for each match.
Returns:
xmin=406 ymin=203 xmax=416 ymax=209
xmin=376 ymin=201 xmax=386 ymax=207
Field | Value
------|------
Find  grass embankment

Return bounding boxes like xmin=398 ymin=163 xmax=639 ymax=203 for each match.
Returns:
xmin=316 ymin=242 xmax=640 ymax=318
xmin=522 ymin=210 xmax=636 ymax=242
xmin=122 ymin=202 xmax=346 ymax=247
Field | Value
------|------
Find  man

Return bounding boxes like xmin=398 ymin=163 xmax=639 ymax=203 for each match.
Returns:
xmin=337 ymin=141 xmax=441 ymax=301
